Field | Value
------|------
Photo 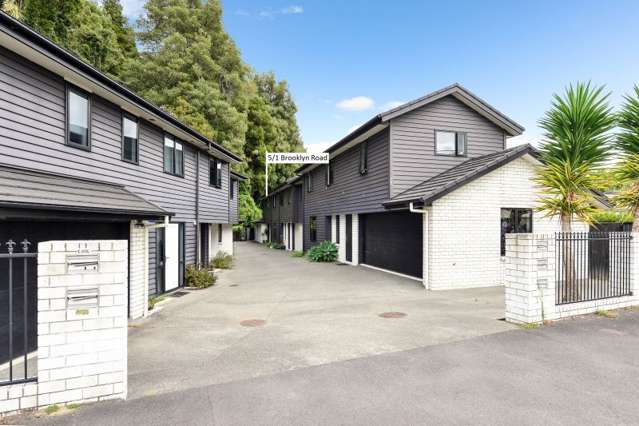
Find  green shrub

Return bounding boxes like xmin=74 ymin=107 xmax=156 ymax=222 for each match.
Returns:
xmin=307 ymin=241 xmax=338 ymax=262
xmin=148 ymin=294 xmax=166 ymax=311
xmin=291 ymin=251 xmax=305 ymax=258
xmin=212 ymin=251 xmax=233 ymax=269
xmin=186 ymin=265 xmax=216 ymax=288
xmin=266 ymin=241 xmax=285 ymax=250
xmin=592 ymin=210 xmax=633 ymax=224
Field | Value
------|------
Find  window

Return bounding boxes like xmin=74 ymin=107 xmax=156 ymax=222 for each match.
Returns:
xmin=67 ymin=85 xmax=90 ymax=149
xmin=359 ymin=142 xmax=368 ymax=175
xmin=325 ymin=163 xmax=334 ymax=187
xmin=164 ymin=135 xmax=184 ymax=176
xmin=306 ymin=173 xmax=313 ymax=193
xmin=122 ymin=114 xmax=138 ymax=164
xmin=230 ymin=179 xmax=235 ymax=199
xmin=435 ymin=130 xmax=466 ymax=156
xmin=218 ymin=224 xmax=223 ymax=243
xmin=209 ymin=159 xmax=222 ymax=188
xmin=336 ymin=215 xmax=340 ymax=244
xmin=310 ymin=216 xmax=317 ymax=242
xmin=500 ymin=208 xmax=533 ymax=255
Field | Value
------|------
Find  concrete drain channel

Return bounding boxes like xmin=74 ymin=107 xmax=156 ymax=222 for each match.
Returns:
xmin=378 ymin=312 xmax=407 ymax=319
xmin=240 ymin=319 xmax=267 ymax=327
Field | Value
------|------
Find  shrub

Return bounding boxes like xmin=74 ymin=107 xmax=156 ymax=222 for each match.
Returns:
xmin=266 ymin=241 xmax=285 ymax=250
xmin=186 ymin=264 xmax=216 ymax=288
xmin=592 ymin=210 xmax=633 ymax=224
xmin=291 ymin=251 xmax=305 ymax=258
xmin=148 ymin=295 xmax=166 ymax=311
xmin=307 ymin=241 xmax=338 ymax=262
xmin=212 ymin=251 xmax=233 ymax=269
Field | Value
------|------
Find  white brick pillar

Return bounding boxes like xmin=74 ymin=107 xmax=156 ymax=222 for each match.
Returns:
xmin=35 ymin=240 xmax=128 ymax=409
xmin=504 ymin=234 xmax=556 ymax=324
xmin=129 ymin=222 xmax=147 ymax=320
xmin=351 ymin=214 xmax=359 ymax=265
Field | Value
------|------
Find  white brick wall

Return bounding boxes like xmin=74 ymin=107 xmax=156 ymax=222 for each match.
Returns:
xmin=129 ymin=222 xmax=146 ymax=320
xmin=1 ymin=240 xmax=128 ymax=417
xmin=427 ymin=156 xmax=586 ymax=290
xmin=209 ymin=224 xmax=234 ymax=258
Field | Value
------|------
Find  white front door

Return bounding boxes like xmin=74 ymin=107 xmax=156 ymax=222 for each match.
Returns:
xmin=165 ymin=223 xmax=179 ymax=291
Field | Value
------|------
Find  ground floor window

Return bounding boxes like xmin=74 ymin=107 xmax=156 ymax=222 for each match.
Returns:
xmin=501 ymin=208 xmax=533 ymax=255
xmin=310 ymin=216 xmax=317 ymax=242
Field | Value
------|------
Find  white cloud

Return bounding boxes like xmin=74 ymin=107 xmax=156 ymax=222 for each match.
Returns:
xmin=380 ymin=100 xmax=405 ymax=111
xmin=239 ymin=5 xmax=304 ymax=19
xmin=281 ymin=5 xmax=304 ymax=14
xmin=507 ymin=134 xmax=543 ymax=149
xmin=336 ymin=96 xmax=375 ymax=112
xmin=305 ymin=141 xmax=333 ymax=153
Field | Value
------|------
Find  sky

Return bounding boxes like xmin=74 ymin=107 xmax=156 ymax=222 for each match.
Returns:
xmin=120 ymin=0 xmax=639 ymax=152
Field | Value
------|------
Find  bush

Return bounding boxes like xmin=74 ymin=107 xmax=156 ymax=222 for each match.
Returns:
xmin=592 ymin=210 xmax=633 ymax=224
xmin=212 ymin=251 xmax=233 ymax=269
xmin=307 ymin=241 xmax=338 ymax=262
xmin=186 ymin=265 xmax=216 ymax=288
xmin=266 ymin=241 xmax=285 ymax=250
xmin=291 ymin=251 xmax=305 ymax=258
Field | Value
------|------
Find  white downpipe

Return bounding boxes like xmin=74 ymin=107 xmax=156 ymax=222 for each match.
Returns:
xmin=142 ymin=216 xmax=170 ymax=317
xmin=409 ymin=203 xmax=429 ymax=289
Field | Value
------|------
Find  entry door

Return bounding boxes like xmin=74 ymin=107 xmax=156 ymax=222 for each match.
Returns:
xmin=346 ymin=214 xmax=352 ymax=262
xmin=164 ymin=223 xmax=179 ymax=291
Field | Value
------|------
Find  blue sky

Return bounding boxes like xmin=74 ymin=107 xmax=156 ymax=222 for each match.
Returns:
xmin=121 ymin=0 xmax=639 ymax=152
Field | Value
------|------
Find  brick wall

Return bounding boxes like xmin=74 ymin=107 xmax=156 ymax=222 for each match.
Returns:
xmin=426 ymin=156 xmax=586 ymax=290
xmin=1 ymin=240 xmax=128 ymax=416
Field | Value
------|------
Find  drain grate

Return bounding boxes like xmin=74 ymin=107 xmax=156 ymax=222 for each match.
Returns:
xmin=240 ymin=319 xmax=266 ymax=327
xmin=169 ymin=291 xmax=190 ymax=298
xmin=378 ymin=311 xmax=407 ymax=319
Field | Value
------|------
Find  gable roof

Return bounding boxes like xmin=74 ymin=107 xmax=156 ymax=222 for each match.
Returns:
xmin=384 ymin=144 xmax=537 ymax=208
xmin=0 ymin=165 xmax=171 ymax=218
xmin=297 ymin=84 xmax=524 ymax=173
xmin=0 ymin=11 xmax=241 ymax=164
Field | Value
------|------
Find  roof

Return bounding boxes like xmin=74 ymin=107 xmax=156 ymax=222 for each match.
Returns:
xmin=297 ymin=83 xmax=524 ymax=173
xmin=0 ymin=165 xmax=171 ymax=218
xmin=385 ymin=144 xmax=537 ymax=207
xmin=230 ymin=171 xmax=248 ymax=181
xmin=0 ymin=11 xmax=242 ymax=163
xmin=264 ymin=175 xmax=302 ymax=199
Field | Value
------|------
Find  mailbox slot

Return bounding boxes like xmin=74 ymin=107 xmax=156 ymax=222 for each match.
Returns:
xmin=66 ymin=254 xmax=99 ymax=274
xmin=66 ymin=288 xmax=99 ymax=309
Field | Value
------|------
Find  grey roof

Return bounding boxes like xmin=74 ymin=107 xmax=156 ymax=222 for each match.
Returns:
xmin=385 ymin=144 xmax=537 ymax=207
xmin=0 ymin=165 xmax=170 ymax=217
xmin=230 ymin=170 xmax=248 ymax=181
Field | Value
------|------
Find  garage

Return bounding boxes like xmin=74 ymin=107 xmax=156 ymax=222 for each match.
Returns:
xmin=359 ymin=211 xmax=423 ymax=278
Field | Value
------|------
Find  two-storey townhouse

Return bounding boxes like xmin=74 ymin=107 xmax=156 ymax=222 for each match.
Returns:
xmin=0 ymin=12 xmax=243 ymax=321
xmin=261 ymin=176 xmax=304 ymax=250
xmin=270 ymin=84 xmax=597 ymax=290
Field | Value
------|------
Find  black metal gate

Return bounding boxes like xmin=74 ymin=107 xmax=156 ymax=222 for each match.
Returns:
xmin=555 ymin=232 xmax=632 ymax=305
xmin=1 ymin=239 xmax=37 ymax=386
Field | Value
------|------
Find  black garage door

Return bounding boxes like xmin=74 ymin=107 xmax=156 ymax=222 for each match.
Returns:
xmin=360 ymin=211 xmax=422 ymax=278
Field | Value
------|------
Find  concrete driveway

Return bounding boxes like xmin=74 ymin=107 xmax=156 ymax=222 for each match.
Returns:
xmin=125 ymin=242 xmax=513 ymax=399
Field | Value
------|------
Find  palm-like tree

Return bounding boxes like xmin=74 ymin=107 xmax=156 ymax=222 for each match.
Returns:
xmin=613 ymin=86 xmax=639 ymax=232
xmin=536 ymin=82 xmax=616 ymax=231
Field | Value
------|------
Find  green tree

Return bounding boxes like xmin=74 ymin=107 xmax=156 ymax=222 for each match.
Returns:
xmin=613 ymin=86 xmax=639 ymax=231
xmin=238 ymin=186 xmax=262 ymax=227
xmin=22 ymin=0 xmax=81 ymax=45
xmin=103 ymin=0 xmax=137 ymax=58
xmin=1 ymin=0 xmax=24 ymax=18
xmin=535 ymin=82 xmax=615 ymax=231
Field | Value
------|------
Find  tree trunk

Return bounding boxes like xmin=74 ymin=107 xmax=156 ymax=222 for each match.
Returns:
xmin=561 ymin=213 xmax=577 ymax=302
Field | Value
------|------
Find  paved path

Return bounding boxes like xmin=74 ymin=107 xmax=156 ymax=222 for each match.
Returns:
xmin=12 ymin=309 xmax=639 ymax=425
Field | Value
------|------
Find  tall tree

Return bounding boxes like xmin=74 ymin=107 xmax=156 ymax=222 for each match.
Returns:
xmin=22 ymin=0 xmax=81 ymax=45
xmin=103 ymin=0 xmax=137 ymax=58
xmin=1 ymin=0 xmax=24 ymax=18
xmin=613 ymin=85 xmax=639 ymax=231
xmin=535 ymin=82 xmax=615 ymax=231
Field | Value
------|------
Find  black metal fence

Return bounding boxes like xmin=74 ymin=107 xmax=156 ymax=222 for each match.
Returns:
xmin=0 ymin=239 xmax=37 ymax=386
xmin=555 ymin=232 xmax=633 ymax=305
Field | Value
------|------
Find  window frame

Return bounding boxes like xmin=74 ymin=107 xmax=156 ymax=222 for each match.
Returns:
xmin=359 ymin=141 xmax=368 ymax=175
xmin=335 ymin=215 xmax=340 ymax=244
xmin=209 ymin=158 xmax=223 ymax=188
xmin=500 ymin=208 xmax=533 ymax=256
xmin=230 ymin=178 xmax=235 ymax=200
xmin=309 ymin=216 xmax=317 ymax=242
xmin=434 ymin=129 xmax=467 ymax=157
xmin=325 ymin=163 xmax=334 ymax=187
xmin=65 ymin=83 xmax=91 ymax=151
xmin=163 ymin=134 xmax=184 ymax=177
xmin=218 ymin=223 xmax=223 ymax=243
xmin=121 ymin=112 xmax=139 ymax=165
xmin=306 ymin=173 xmax=313 ymax=193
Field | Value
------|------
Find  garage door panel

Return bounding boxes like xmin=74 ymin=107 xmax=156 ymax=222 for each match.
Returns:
xmin=361 ymin=211 xmax=422 ymax=278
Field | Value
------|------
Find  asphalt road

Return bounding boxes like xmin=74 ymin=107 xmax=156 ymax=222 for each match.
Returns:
xmin=9 ymin=309 xmax=639 ymax=426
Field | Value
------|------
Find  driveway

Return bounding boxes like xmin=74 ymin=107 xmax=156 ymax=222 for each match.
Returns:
xmin=126 ymin=241 xmax=513 ymax=399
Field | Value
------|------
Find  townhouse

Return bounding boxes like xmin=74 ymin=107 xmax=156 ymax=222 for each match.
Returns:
xmin=262 ymin=84 xmax=593 ymax=289
xmin=0 ymin=12 xmax=243 ymax=319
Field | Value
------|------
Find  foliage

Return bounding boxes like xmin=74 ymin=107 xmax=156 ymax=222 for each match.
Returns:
xmin=591 ymin=209 xmax=634 ymax=224
xmin=148 ymin=294 xmax=166 ymax=310
xmin=185 ymin=264 xmax=216 ymax=288
xmin=535 ymin=82 xmax=616 ymax=231
xmin=211 ymin=251 xmax=233 ymax=269
xmin=266 ymin=241 xmax=285 ymax=250
xmin=307 ymin=241 xmax=338 ymax=262
xmin=45 ymin=404 xmax=61 ymax=415
xmin=239 ymin=188 xmax=262 ymax=226
xmin=291 ymin=251 xmax=305 ymax=258
xmin=612 ymin=86 xmax=639 ymax=231
xmin=103 ymin=0 xmax=137 ymax=58
xmin=0 ymin=0 xmax=23 ymax=18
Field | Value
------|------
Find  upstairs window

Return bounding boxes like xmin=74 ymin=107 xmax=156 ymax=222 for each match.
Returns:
xmin=209 ymin=158 xmax=222 ymax=188
xmin=325 ymin=163 xmax=334 ymax=186
xmin=359 ymin=142 xmax=368 ymax=175
xmin=500 ymin=208 xmax=532 ymax=255
xmin=164 ymin=135 xmax=184 ymax=176
xmin=435 ymin=130 xmax=466 ymax=156
xmin=122 ymin=114 xmax=138 ymax=164
xmin=67 ymin=85 xmax=90 ymax=149
xmin=230 ymin=179 xmax=235 ymax=199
